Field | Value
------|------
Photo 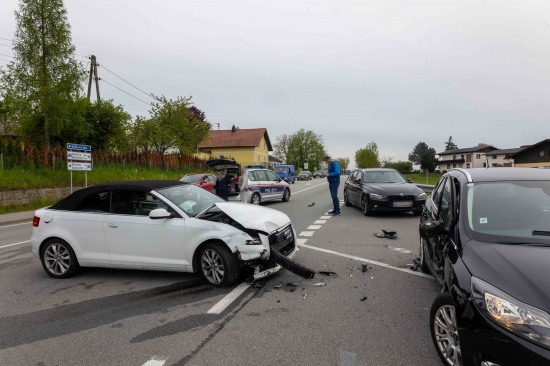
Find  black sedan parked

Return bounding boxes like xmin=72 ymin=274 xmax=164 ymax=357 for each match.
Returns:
xmin=297 ymin=170 xmax=312 ymax=180
xmin=419 ymin=168 xmax=550 ymax=366
xmin=343 ymin=168 xmax=426 ymax=215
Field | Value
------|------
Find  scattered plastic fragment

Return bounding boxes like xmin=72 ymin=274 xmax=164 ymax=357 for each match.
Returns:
xmin=360 ymin=296 xmax=367 ymax=302
xmin=361 ymin=264 xmax=368 ymax=272
xmin=374 ymin=230 xmax=397 ymax=239
xmin=371 ymin=276 xmax=374 ymax=280
xmin=319 ymin=271 xmax=337 ymax=277
xmin=349 ymin=273 xmax=353 ymax=277
xmin=274 ymin=284 xmax=282 ymax=288
xmin=303 ymin=294 xmax=308 ymax=300
xmin=287 ymin=282 xmax=298 ymax=287
xmin=314 ymin=282 xmax=326 ymax=287
xmin=308 ymin=202 xmax=315 ymax=207
xmin=290 ymin=288 xmax=296 ymax=292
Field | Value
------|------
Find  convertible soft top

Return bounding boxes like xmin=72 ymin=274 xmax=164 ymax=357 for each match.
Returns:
xmin=50 ymin=180 xmax=186 ymax=211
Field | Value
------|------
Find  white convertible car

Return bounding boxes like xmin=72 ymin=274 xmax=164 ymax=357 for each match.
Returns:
xmin=31 ymin=180 xmax=314 ymax=286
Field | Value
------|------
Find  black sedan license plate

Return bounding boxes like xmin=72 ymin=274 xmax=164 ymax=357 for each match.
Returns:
xmin=393 ymin=201 xmax=412 ymax=207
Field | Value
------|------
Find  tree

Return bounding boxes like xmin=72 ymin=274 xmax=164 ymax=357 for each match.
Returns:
xmin=408 ymin=142 xmax=437 ymax=173
xmin=1 ymin=0 xmax=86 ymax=151
xmin=132 ymin=95 xmax=210 ymax=164
xmin=179 ymin=105 xmax=211 ymax=153
xmin=336 ymin=157 xmax=350 ymax=170
xmin=444 ymin=136 xmax=458 ymax=151
xmin=384 ymin=160 xmax=413 ymax=174
xmin=355 ymin=142 xmax=380 ymax=168
xmin=273 ymin=133 xmax=291 ymax=163
xmin=84 ymin=99 xmax=131 ymax=151
xmin=286 ymin=129 xmax=325 ymax=170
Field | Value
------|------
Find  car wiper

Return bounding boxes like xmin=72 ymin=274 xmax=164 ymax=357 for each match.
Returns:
xmin=532 ymin=230 xmax=550 ymax=236
xmin=496 ymin=240 xmax=550 ymax=247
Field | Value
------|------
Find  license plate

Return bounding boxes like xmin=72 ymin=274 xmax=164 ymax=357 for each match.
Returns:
xmin=393 ymin=201 xmax=412 ymax=207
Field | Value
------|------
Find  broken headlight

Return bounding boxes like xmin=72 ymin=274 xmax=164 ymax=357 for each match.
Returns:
xmin=471 ymin=276 xmax=550 ymax=349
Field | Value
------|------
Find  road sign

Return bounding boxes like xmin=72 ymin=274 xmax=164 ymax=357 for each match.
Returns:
xmin=68 ymin=162 xmax=92 ymax=171
xmin=67 ymin=143 xmax=91 ymax=151
xmin=67 ymin=151 xmax=91 ymax=161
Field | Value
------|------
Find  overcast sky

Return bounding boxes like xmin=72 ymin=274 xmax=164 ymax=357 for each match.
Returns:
xmin=1 ymin=0 xmax=550 ymax=168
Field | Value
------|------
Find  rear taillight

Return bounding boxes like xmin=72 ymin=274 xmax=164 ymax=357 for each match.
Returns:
xmin=32 ymin=216 xmax=40 ymax=227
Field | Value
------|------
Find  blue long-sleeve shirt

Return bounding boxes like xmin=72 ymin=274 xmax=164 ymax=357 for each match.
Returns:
xmin=327 ymin=160 xmax=340 ymax=182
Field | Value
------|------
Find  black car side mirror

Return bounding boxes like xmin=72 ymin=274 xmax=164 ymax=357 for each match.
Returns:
xmin=354 ymin=179 xmax=362 ymax=185
xmin=407 ymin=178 xmax=414 ymax=183
xmin=420 ymin=220 xmax=446 ymax=238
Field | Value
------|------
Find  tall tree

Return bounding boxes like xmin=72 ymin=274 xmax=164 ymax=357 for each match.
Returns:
xmin=408 ymin=142 xmax=437 ymax=173
xmin=273 ymin=133 xmax=291 ymax=163
xmin=180 ymin=105 xmax=211 ymax=153
xmin=132 ymin=95 xmax=211 ymax=162
xmin=355 ymin=142 xmax=380 ymax=168
xmin=444 ymin=136 xmax=458 ymax=151
xmin=286 ymin=129 xmax=325 ymax=170
xmin=84 ymin=99 xmax=131 ymax=151
xmin=336 ymin=157 xmax=350 ymax=170
xmin=0 ymin=0 xmax=86 ymax=151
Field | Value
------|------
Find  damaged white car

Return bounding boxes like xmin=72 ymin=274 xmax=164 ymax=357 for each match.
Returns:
xmin=31 ymin=181 xmax=314 ymax=286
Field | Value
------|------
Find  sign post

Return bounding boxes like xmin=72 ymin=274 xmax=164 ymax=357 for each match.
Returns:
xmin=67 ymin=143 xmax=92 ymax=193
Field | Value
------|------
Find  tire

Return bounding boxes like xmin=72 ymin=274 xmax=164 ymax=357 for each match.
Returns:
xmin=199 ymin=243 xmax=241 ymax=287
xmin=343 ymin=190 xmax=352 ymax=207
xmin=251 ymin=192 xmax=261 ymax=205
xmin=419 ymin=238 xmax=431 ymax=274
xmin=361 ymin=195 xmax=372 ymax=216
xmin=282 ymin=188 xmax=290 ymax=202
xmin=430 ymin=293 xmax=463 ymax=366
xmin=40 ymin=238 xmax=80 ymax=279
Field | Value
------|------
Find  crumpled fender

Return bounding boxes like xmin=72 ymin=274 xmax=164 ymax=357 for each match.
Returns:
xmin=222 ymin=231 xmax=270 ymax=261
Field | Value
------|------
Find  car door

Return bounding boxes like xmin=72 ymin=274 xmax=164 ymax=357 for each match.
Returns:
xmin=427 ymin=177 xmax=455 ymax=275
xmin=103 ymin=189 xmax=188 ymax=270
xmin=348 ymin=171 xmax=362 ymax=205
xmin=265 ymin=170 xmax=285 ymax=200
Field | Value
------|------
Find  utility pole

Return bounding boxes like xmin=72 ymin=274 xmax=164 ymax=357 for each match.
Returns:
xmin=87 ymin=55 xmax=100 ymax=102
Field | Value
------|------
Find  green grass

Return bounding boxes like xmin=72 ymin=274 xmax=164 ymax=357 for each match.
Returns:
xmin=0 ymin=164 xmax=202 ymax=190
xmin=0 ymin=197 xmax=60 ymax=215
xmin=403 ymin=174 xmax=442 ymax=186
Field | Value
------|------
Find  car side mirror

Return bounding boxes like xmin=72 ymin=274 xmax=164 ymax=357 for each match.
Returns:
xmin=149 ymin=208 xmax=171 ymax=220
xmin=407 ymin=178 xmax=414 ymax=183
xmin=420 ymin=220 xmax=446 ymax=238
xmin=354 ymin=179 xmax=362 ymax=185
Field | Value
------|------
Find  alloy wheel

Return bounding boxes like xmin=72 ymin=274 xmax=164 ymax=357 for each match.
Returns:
xmin=434 ymin=305 xmax=462 ymax=366
xmin=201 ymin=249 xmax=225 ymax=285
xmin=44 ymin=243 xmax=71 ymax=275
xmin=251 ymin=193 xmax=261 ymax=205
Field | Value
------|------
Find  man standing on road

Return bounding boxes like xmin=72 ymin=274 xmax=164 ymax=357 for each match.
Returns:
xmin=238 ymin=166 xmax=249 ymax=203
xmin=324 ymin=155 xmax=341 ymax=215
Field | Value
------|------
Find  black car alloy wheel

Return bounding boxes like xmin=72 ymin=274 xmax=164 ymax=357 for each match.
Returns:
xmin=40 ymin=238 xmax=80 ymax=278
xmin=344 ymin=190 xmax=352 ymax=206
xmin=430 ymin=293 xmax=463 ymax=366
xmin=361 ymin=195 xmax=372 ymax=216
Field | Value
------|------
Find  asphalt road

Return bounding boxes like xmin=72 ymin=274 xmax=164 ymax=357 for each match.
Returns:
xmin=0 ymin=178 xmax=442 ymax=366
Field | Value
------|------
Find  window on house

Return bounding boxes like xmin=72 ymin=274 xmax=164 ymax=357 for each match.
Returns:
xmin=539 ymin=150 xmax=545 ymax=157
xmin=492 ymin=155 xmax=497 ymax=159
xmin=453 ymin=164 xmax=457 ymax=168
xmin=461 ymin=155 xmax=464 ymax=159
xmin=483 ymin=163 xmax=487 ymax=167
xmin=447 ymin=164 xmax=450 ymax=169
xmin=476 ymin=154 xmax=481 ymax=159
xmin=453 ymin=155 xmax=456 ymax=160
xmin=467 ymin=163 xmax=471 ymax=168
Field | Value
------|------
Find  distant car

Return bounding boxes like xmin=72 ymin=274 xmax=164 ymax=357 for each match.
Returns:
xmin=206 ymin=159 xmax=291 ymax=205
xmin=313 ymin=170 xmax=324 ymax=178
xmin=30 ymin=180 xmax=311 ymax=287
xmin=180 ymin=173 xmax=216 ymax=193
xmin=297 ymin=170 xmax=312 ymax=180
xmin=419 ymin=168 xmax=550 ymax=366
xmin=343 ymin=168 xmax=426 ymax=215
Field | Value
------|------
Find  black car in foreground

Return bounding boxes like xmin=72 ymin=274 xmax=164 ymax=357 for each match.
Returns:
xmin=343 ymin=168 xmax=426 ymax=215
xmin=419 ymin=168 xmax=550 ymax=366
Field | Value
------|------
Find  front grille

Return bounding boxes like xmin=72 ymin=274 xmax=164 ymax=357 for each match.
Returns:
xmin=268 ymin=224 xmax=295 ymax=256
xmin=388 ymin=195 xmax=414 ymax=201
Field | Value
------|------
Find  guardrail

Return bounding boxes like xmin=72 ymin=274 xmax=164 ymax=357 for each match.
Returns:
xmin=416 ymin=184 xmax=435 ymax=193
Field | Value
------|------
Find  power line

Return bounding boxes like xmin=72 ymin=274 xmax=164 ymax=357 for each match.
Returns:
xmin=0 ymin=58 xmax=12 ymax=62
xmin=0 ymin=37 xmax=12 ymax=42
xmin=100 ymin=77 xmax=153 ymax=106
xmin=100 ymin=64 xmax=155 ymax=100
xmin=0 ymin=44 xmax=12 ymax=47
xmin=0 ymin=53 xmax=14 ymax=58
xmin=75 ymin=54 xmax=90 ymax=59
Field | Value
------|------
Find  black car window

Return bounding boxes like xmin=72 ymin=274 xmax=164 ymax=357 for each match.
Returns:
xmin=134 ymin=192 xmax=171 ymax=216
xmin=431 ymin=177 xmax=446 ymax=210
xmin=74 ymin=191 xmax=110 ymax=213
xmin=110 ymin=190 xmax=170 ymax=216
xmin=439 ymin=178 xmax=453 ymax=226
xmin=348 ymin=171 xmax=358 ymax=182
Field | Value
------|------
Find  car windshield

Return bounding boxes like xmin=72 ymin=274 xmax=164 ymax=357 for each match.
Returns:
xmin=156 ymin=184 xmax=225 ymax=217
xmin=274 ymin=166 xmax=288 ymax=173
xmin=363 ymin=171 xmax=406 ymax=184
xmin=467 ymin=180 xmax=550 ymax=243
xmin=180 ymin=175 xmax=201 ymax=183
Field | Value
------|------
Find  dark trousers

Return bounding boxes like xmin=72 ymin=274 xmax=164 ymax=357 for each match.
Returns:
xmin=329 ymin=181 xmax=340 ymax=213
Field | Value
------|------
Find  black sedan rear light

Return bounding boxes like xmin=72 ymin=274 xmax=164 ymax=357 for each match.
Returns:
xmin=32 ymin=216 xmax=40 ymax=227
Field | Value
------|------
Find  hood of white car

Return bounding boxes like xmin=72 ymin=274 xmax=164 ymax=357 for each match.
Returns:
xmin=214 ymin=202 xmax=291 ymax=233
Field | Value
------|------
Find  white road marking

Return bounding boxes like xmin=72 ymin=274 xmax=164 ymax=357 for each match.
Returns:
xmin=142 ymin=356 xmax=169 ymax=366
xmin=314 ymin=220 xmax=327 ymax=224
xmin=319 ymin=216 xmax=331 ymax=220
xmin=298 ymin=243 xmax=434 ymax=279
xmin=0 ymin=240 xmax=31 ymax=249
xmin=296 ymin=238 xmax=308 ymax=245
xmin=299 ymin=231 xmax=314 ymax=237
xmin=307 ymin=225 xmax=322 ymax=230
xmin=207 ymin=282 xmax=250 ymax=314
xmin=0 ymin=221 xmax=32 ymax=229
xmin=291 ymin=182 xmax=326 ymax=195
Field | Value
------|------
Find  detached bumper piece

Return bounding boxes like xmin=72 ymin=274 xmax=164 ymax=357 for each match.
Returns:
xmin=270 ymin=248 xmax=315 ymax=279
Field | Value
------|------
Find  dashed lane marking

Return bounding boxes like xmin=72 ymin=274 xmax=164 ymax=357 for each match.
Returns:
xmin=299 ymin=231 xmax=315 ymax=237
xmin=298 ymin=243 xmax=434 ymax=279
xmin=142 ymin=356 xmax=169 ymax=366
xmin=319 ymin=216 xmax=331 ymax=220
xmin=0 ymin=240 xmax=31 ymax=250
xmin=297 ymin=238 xmax=308 ymax=245
xmin=314 ymin=220 xmax=327 ymax=224
xmin=307 ymin=225 xmax=322 ymax=230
